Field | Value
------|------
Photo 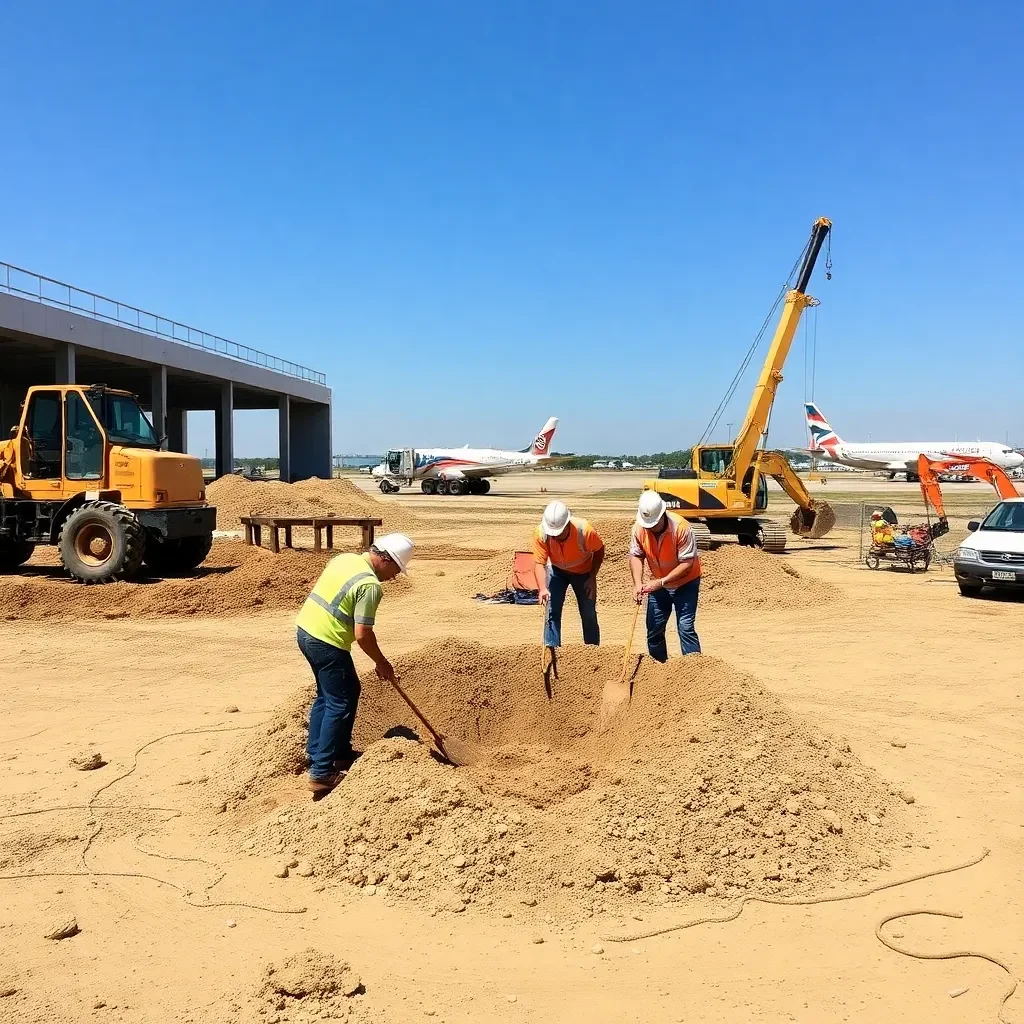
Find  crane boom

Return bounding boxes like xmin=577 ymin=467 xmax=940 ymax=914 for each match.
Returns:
xmin=729 ymin=217 xmax=831 ymax=480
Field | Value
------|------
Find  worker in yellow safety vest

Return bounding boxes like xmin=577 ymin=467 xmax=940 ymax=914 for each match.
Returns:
xmin=629 ymin=491 xmax=702 ymax=660
xmin=295 ymin=533 xmax=416 ymax=796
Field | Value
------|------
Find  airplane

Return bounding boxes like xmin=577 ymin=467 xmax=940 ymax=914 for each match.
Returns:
xmin=803 ymin=402 xmax=1024 ymax=481
xmin=372 ymin=416 xmax=561 ymax=495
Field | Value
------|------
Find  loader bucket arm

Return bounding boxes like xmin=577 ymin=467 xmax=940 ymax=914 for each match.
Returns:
xmin=753 ymin=450 xmax=836 ymax=538
xmin=915 ymin=454 xmax=951 ymax=539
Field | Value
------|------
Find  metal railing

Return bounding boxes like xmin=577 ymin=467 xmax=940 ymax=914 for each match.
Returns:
xmin=1 ymin=260 xmax=326 ymax=385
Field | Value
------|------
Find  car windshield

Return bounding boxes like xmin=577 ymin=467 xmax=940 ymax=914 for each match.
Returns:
xmin=87 ymin=392 xmax=158 ymax=447
xmin=980 ymin=502 xmax=1024 ymax=532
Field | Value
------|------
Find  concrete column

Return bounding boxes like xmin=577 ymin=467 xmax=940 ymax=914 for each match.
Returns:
xmin=290 ymin=401 xmax=332 ymax=480
xmin=0 ymin=384 xmax=21 ymax=437
xmin=167 ymin=408 xmax=188 ymax=454
xmin=278 ymin=394 xmax=292 ymax=482
xmin=215 ymin=381 xmax=234 ymax=478
xmin=150 ymin=365 xmax=168 ymax=448
xmin=55 ymin=342 xmax=76 ymax=384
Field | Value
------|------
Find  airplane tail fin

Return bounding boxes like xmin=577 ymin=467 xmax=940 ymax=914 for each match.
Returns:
xmin=805 ymin=402 xmax=843 ymax=454
xmin=527 ymin=416 xmax=558 ymax=456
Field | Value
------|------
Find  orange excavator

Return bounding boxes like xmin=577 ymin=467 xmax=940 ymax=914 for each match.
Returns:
xmin=916 ymin=453 xmax=1020 ymax=538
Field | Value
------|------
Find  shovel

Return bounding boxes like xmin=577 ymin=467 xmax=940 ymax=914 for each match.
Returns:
xmin=388 ymin=676 xmax=484 ymax=767
xmin=598 ymin=600 xmax=642 ymax=732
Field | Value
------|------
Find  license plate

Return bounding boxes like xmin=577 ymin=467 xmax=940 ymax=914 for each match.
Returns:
xmin=991 ymin=570 xmax=1017 ymax=581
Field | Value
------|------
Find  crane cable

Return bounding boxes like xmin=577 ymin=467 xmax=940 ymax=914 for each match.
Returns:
xmin=696 ymin=237 xmax=810 ymax=449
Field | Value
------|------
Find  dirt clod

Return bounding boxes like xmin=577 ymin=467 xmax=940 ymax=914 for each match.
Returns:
xmin=44 ymin=915 xmax=79 ymax=940
xmin=69 ymin=752 xmax=105 ymax=771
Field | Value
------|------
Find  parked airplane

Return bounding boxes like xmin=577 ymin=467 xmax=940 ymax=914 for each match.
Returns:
xmin=804 ymin=403 xmax=1024 ymax=481
xmin=372 ymin=417 xmax=560 ymax=495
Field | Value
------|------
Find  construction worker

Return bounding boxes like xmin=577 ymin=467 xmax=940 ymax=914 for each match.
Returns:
xmin=295 ymin=533 xmax=415 ymax=796
xmin=629 ymin=491 xmax=701 ymax=660
xmin=534 ymin=500 xmax=604 ymax=649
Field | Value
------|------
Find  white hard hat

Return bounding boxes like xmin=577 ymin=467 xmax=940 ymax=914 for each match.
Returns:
xmin=541 ymin=500 xmax=571 ymax=538
xmin=636 ymin=491 xmax=667 ymax=529
xmin=375 ymin=533 xmax=415 ymax=574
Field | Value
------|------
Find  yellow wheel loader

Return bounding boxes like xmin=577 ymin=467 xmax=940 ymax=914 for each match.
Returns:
xmin=0 ymin=384 xmax=216 ymax=582
xmin=641 ymin=218 xmax=836 ymax=553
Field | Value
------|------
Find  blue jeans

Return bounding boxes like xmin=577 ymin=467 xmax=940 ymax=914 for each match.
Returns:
xmin=646 ymin=577 xmax=701 ymax=660
xmin=297 ymin=628 xmax=361 ymax=779
xmin=543 ymin=565 xmax=600 ymax=647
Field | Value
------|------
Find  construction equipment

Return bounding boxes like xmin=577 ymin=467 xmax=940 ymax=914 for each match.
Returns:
xmin=599 ymin=600 xmax=642 ymax=732
xmin=640 ymin=218 xmax=836 ymax=552
xmin=917 ymin=452 xmax=1020 ymax=533
xmin=0 ymin=384 xmax=215 ymax=583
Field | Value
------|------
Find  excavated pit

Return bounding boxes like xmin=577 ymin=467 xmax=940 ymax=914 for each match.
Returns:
xmin=221 ymin=640 xmax=914 ymax=920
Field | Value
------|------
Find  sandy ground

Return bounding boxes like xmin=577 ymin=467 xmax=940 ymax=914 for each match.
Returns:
xmin=1 ymin=472 xmax=1021 ymax=1024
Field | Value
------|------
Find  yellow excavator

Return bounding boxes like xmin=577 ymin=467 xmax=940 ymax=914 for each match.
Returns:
xmin=0 ymin=383 xmax=216 ymax=582
xmin=641 ymin=217 xmax=836 ymax=553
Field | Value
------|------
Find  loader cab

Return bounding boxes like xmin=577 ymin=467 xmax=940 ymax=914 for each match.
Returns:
xmin=15 ymin=385 xmax=157 ymax=492
xmin=696 ymin=446 xmax=734 ymax=476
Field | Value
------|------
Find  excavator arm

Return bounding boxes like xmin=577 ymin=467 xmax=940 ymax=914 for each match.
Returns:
xmin=753 ymin=450 xmax=837 ymax=539
xmin=917 ymin=454 xmax=1019 ymax=537
xmin=730 ymin=218 xmax=831 ymax=481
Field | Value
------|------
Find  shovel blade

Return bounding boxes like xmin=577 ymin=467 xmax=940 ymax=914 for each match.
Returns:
xmin=436 ymin=734 xmax=486 ymax=767
xmin=598 ymin=676 xmax=631 ymax=733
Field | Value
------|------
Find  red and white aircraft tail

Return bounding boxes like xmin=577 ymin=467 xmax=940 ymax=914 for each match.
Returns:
xmin=527 ymin=416 xmax=559 ymax=457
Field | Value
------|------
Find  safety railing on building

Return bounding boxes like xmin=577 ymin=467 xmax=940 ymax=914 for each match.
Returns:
xmin=1 ymin=260 xmax=326 ymax=385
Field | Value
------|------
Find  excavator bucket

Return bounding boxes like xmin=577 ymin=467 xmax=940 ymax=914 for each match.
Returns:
xmin=790 ymin=499 xmax=836 ymax=539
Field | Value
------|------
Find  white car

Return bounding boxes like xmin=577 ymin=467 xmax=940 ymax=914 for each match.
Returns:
xmin=954 ymin=497 xmax=1024 ymax=597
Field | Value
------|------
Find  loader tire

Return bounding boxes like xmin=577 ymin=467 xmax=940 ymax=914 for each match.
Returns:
xmin=0 ymin=537 xmax=35 ymax=571
xmin=144 ymin=533 xmax=214 ymax=575
xmin=58 ymin=501 xmax=145 ymax=584
xmin=755 ymin=519 xmax=788 ymax=553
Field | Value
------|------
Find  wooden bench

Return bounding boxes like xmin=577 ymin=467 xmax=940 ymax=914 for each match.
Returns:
xmin=239 ymin=516 xmax=383 ymax=554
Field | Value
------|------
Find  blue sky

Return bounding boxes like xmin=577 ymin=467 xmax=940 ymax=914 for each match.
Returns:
xmin=4 ymin=1 xmax=1022 ymax=457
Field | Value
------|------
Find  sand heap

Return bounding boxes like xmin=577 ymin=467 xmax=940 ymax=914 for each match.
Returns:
xmin=0 ymin=541 xmax=411 ymax=621
xmin=207 ymin=474 xmax=421 ymax=536
xmin=222 ymin=641 xmax=912 ymax=922
xmin=464 ymin=521 xmax=840 ymax=610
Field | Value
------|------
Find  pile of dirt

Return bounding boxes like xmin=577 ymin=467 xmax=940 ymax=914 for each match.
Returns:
xmin=222 ymin=640 xmax=914 ymax=922
xmin=1 ymin=541 xmax=411 ymax=621
xmin=251 ymin=949 xmax=370 ymax=1024
xmin=207 ymin=474 xmax=421 ymax=537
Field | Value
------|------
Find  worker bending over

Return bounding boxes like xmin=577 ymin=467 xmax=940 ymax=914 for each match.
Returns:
xmin=534 ymin=500 xmax=604 ymax=650
xmin=295 ymin=533 xmax=415 ymax=796
xmin=629 ymin=492 xmax=701 ymax=659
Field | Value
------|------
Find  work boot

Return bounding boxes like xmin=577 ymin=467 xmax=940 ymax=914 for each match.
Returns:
xmin=307 ymin=772 xmax=344 ymax=798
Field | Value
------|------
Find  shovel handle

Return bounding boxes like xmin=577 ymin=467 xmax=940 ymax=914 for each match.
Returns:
xmin=389 ymin=676 xmax=446 ymax=749
xmin=622 ymin=600 xmax=642 ymax=675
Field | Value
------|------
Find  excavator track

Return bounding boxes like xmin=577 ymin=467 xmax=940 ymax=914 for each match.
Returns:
xmin=755 ymin=519 xmax=788 ymax=553
xmin=690 ymin=523 xmax=713 ymax=550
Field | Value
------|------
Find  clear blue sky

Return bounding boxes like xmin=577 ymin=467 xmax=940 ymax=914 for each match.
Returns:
xmin=4 ymin=1 xmax=1022 ymax=457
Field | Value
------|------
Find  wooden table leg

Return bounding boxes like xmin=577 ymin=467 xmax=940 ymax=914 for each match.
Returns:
xmin=362 ymin=524 xmax=372 ymax=550
xmin=284 ymin=526 xmax=293 ymax=549
xmin=270 ymin=528 xmax=280 ymax=554
xmin=326 ymin=525 xmax=334 ymax=549
xmin=313 ymin=525 xmax=322 ymax=552
xmin=243 ymin=524 xmax=252 ymax=546
xmin=253 ymin=525 xmax=262 ymax=549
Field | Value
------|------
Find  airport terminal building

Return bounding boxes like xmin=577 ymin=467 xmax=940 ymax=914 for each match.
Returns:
xmin=0 ymin=261 xmax=331 ymax=481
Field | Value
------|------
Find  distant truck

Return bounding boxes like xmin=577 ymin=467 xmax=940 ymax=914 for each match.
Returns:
xmin=0 ymin=384 xmax=216 ymax=582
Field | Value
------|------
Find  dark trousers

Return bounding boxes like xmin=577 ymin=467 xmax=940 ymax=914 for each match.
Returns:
xmin=543 ymin=565 xmax=600 ymax=647
xmin=297 ymin=627 xmax=361 ymax=779
xmin=646 ymin=577 xmax=701 ymax=661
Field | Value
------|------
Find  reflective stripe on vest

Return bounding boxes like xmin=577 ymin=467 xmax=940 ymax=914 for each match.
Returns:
xmin=309 ymin=570 xmax=376 ymax=625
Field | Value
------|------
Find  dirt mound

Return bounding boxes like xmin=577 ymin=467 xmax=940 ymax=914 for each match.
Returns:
xmin=1 ymin=541 xmax=411 ymax=621
xmin=224 ymin=640 xmax=913 ymax=922
xmin=416 ymin=544 xmax=498 ymax=560
xmin=207 ymin=474 xmax=421 ymax=536
xmin=246 ymin=949 xmax=371 ymax=1024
